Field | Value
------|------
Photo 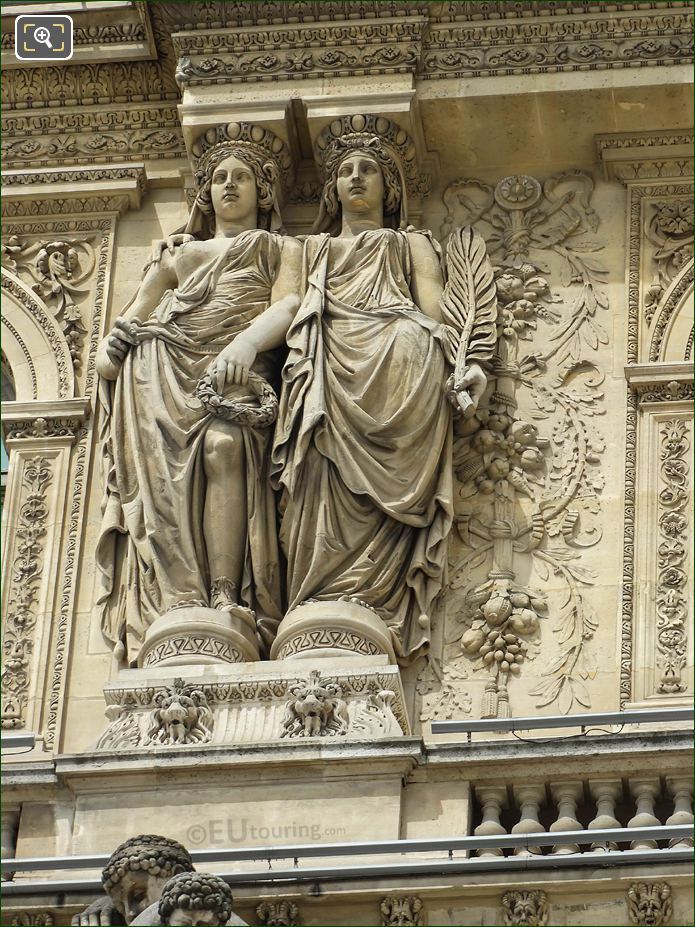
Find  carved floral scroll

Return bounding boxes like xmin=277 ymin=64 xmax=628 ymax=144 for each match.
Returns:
xmin=421 ymin=170 xmax=608 ymax=718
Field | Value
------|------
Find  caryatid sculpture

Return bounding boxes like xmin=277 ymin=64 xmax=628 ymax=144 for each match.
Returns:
xmin=95 ymin=123 xmax=301 ymax=668
xmin=271 ymin=114 xmax=497 ymax=664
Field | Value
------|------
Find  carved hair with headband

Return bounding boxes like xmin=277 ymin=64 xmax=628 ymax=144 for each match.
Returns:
xmin=313 ymin=114 xmax=420 ymax=234
xmin=186 ymin=122 xmax=293 ymax=237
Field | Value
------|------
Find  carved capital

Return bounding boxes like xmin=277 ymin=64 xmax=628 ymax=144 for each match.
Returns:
xmin=596 ymin=131 xmax=694 ymax=183
xmin=625 ymin=363 xmax=694 ymax=406
xmin=2 ymin=399 xmax=90 ymax=443
xmin=256 ymin=900 xmax=301 ymax=927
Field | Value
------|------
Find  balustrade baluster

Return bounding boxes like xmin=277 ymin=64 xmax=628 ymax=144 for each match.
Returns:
xmin=627 ymin=778 xmax=661 ymax=850
xmin=474 ymin=785 xmax=508 ymax=857
xmin=549 ymin=780 xmax=583 ymax=854
xmin=512 ymin=784 xmax=546 ymax=856
xmin=666 ymin=777 xmax=694 ymax=848
xmin=588 ymin=779 xmax=622 ymax=852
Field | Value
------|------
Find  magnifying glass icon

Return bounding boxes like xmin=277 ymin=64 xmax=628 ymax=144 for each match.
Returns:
xmin=34 ymin=25 xmax=53 ymax=49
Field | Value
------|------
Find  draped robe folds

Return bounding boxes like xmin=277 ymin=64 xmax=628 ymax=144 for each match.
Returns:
xmin=272 ymin=228 xmax=454 ymax=664
xmin=96 ymin=229 xmax=283 ymax=665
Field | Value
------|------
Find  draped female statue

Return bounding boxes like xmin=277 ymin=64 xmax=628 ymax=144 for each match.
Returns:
xmin=271 ymin=116 xmax=496 ymax=665
xmin=95 ymin=124 xmax=301 ymax=667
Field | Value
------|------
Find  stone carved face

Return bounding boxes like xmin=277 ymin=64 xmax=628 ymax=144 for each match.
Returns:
xmin=167 ymin=909 xmax=223 ymax=927
xmin=210 ymin=154 xmax=258 ymax=226
xmin=147 ymin=681 xmax=213 ymax=746
xmin=628 ymin=882 xmax=673 ymax=926
xmin=336 ymin=152 xmax=385 ymax=217
xmin=502 ymin=890 xmax=549 ymax=927
xmin=112 ymin=870 xmax=169 ymax=924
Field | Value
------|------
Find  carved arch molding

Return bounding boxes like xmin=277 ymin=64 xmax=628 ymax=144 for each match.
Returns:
xmin=1 ymin=269 xmax=75 ymax=402
xmin=648 ymin=259 xmax=694 ymax=363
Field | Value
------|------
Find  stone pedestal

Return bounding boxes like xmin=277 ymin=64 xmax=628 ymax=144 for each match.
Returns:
xmin=96 ymin=655 xmax=410 ymax=751
xmin=139 ymin=605 xmax=261 ymax=668
xmin=270 ymin=600 xmax=397 ymax=663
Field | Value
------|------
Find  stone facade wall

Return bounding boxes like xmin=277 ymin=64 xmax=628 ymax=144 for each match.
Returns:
xmin=1 ymin=3 xmax=692 ymax=925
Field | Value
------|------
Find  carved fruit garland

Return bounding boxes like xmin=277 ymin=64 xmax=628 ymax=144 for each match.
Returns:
xmin=438 ymin=171 xmax=607 ymax=717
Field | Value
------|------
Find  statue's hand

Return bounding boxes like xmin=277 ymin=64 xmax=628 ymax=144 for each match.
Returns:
xmin=71 ymin=895 xmax=124 ymax=926
xmin=96 ymin=317 xmax=142 ymax=380
xmin=455 ymin=363 xmax=487 ymax=419
xmin=209 ymin=336 xmax=257 ymax=392
xmin=150 ymin=233 xmax=195 ymax=264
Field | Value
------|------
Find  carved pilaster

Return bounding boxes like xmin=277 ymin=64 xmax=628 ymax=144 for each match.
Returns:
xmin=599 ymin=131 xmax=694 ymax=707
xmin=1 ymin=400 xmax=90 ymax=736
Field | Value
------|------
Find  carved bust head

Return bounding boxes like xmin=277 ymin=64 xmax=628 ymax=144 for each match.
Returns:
xmin=158 ymin=872 xmax=235 ymax=927
xmin=101 ymin=834 xmax=194 ymax=924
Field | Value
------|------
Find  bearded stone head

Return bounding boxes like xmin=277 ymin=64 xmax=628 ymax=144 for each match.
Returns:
xmin=502 ymin=890 xmax=549 ymax=927
xmin=627 ymin=882 xmax=673 ymax=926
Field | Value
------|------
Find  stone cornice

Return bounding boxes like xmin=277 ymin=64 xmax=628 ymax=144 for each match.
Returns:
xmin=171 ymin=4 xmax=693 ymax=86
xmin=2 ymin=398 xmax=91 ymax=441
xmin=596 ymin=130 xmax=694 ymax=183
xmin=1 ymin=104 xmax=185 ymax=170
xmin=174 ymin=17 xmax=425 ymax=85
xmin=624 ymin=362 xmax=695 ymax=406
xmin=1 ymin=0 xmax=157 ymax=68
xmin=422 ymin=4 xmax=692 ymax=79
xmin=1 ymin=163 xmax=148 ymax=218
xmin=2 ymin=2 xmax=691 ymax=108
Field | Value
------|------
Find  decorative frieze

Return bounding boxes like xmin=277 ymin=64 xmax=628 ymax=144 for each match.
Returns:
xmin=9 ymin=914 xmax=55 ymax=927
xmin=2 ymin=105 xmax=185 ymax=170
xmin=96 ymin=663 xmax=409 ymax=751
xmin=174 ymin=19 xmax=424 ymax=85
xmin=423 ymin=9 xmax=693 ymax=80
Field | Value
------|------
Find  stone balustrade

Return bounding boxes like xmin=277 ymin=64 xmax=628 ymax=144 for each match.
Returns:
xmin=473 ymin=776 xmax=693 ymax=856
